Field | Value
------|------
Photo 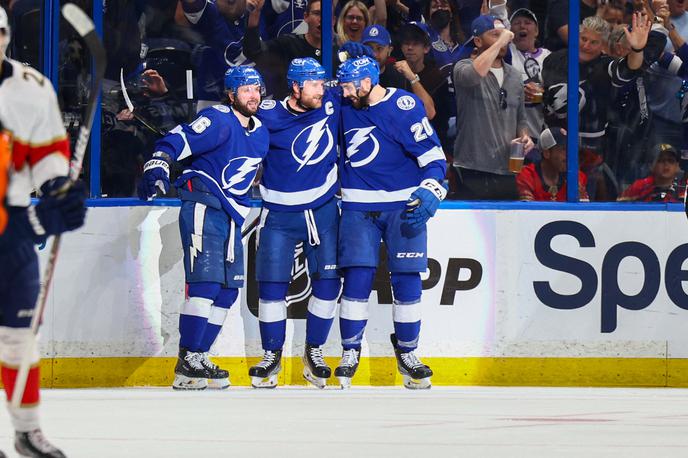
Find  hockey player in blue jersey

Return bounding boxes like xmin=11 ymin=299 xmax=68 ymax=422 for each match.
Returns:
xmin=335 ymin=56 xmax=447 ymax=389
xmin=138 ymin=66 xmax=269 ymax=390
xmin=248 ymin=57 xmax=341 ymax=389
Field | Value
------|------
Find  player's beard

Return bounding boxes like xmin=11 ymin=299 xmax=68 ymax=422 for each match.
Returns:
xmin=352 ymin=88 xmax=371 ymax=109
xmin=296 ymin=93 xmax=323 ymax=111
xmin=233 ymin=97 xmax=259 ymax=118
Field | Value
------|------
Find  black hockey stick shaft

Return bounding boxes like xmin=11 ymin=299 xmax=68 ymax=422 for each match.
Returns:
xmin=119 ymin=68 xmax=167 ymax=137
xmin=241 ymin=214 xmax=260 ymax=239
xmin=11 ymin=3 xmax=106 ymax=409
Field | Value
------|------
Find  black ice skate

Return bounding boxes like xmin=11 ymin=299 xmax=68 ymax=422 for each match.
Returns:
xmin=15 ymin=429 xmax=66 ymax=458
xmin=302 ymin=344 xmax=331 ymax=389
xmin=334 ymin=348 xmax=360 ymax=389
xmin=172 ymin=348 xmax=208 ymax=390
xmin=390 ymin=334 xmax=433 ymax=389
xmin=201 ymin=353 xmax=230 ymax=389
xmin=248 ymin=350 xmax=282 ymax=388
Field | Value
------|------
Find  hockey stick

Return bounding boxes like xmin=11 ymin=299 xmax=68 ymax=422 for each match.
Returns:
xmin=119 ymin=68 xmax=167 ymax=136
xmin=241 ymin=213 xmax=260 ymax=238
xmin=10 ymin=3 xmax=106 ymax=409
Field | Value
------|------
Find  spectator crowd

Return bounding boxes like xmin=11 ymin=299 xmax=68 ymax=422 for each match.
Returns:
xmin=2 ymin=0 xmax=686 ymax=203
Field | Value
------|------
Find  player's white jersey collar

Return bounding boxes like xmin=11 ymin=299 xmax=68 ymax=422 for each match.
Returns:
xmin=369 ymin=87 xmax=397 ymax=106
xmin=229 ymin=106 xmax=263 ymax=132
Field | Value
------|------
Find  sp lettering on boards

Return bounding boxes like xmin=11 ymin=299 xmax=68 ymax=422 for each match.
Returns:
xmin=533 ymin=221 xmax=688 ymax=333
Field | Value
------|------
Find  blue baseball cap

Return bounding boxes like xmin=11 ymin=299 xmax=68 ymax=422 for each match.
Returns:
xmin=362 ymin=24 xmax=391 ymax=46
xmin=408 ymin=21 xmax=432 ymax=38
xmin=471 ymin=15 xmax=505 ymax=37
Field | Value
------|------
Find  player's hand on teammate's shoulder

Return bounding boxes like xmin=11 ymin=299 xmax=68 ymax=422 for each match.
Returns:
xmin=339 ymin=41 xmax=375 ymax=61
xmin=405 ymin=179 xmax=447 ymax=229
xmin=138 ymin=152 xmax=171 ymax=201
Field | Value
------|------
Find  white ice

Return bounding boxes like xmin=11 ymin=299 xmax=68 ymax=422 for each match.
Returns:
xmin=0 ymin=386 xmax=687 ymax=458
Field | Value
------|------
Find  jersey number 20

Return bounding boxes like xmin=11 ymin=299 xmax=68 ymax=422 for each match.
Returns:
xmin=410 ymin=117 xmax=433 ymax=142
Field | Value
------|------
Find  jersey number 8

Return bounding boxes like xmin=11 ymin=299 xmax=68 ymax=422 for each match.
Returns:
xmin=410 ymin=117 xmax=433 ymax=142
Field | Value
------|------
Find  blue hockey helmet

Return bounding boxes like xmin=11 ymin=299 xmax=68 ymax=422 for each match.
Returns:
xmin=224 ymin=65 xmax=265 ymax=95
xmin=336 ymin=56 xmax=380 ymax=88
xmin=287 ymin=57 xmax=326 ymax=88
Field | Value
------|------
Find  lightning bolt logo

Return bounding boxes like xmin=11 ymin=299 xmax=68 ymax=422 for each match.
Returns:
xmin=345 ymin=127 xmax=380 ymax=168
xmin=222 ymin=156 xmax=262 ymax=193
xmin=189 ymin=204 xmax=206 ymax=273
xmin=291 ymin=117 xmax=334 ymax=171
xmin=190 ymin=233 xmax=202 ymax=272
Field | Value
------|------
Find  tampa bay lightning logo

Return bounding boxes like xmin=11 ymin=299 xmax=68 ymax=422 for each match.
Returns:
xmin=224 ymin=40 xmax=248 ymax=66
xmin=221 ymin=156 xmax=262 ymax=194
xmin=291 ymin=117 xmax=334 ymax=171
xmin=345 ymin=127 xmax=379 ymax=168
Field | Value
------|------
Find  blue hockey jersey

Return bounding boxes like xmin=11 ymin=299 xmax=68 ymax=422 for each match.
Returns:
xmin=340 ymin=88 xmax=446 ymax=211
xmin=259 ymin=0 xmax=308 ymax=39
xmin=183 ymin=0 xmax=254 ymax=101
xmin=256 ymin=89 xmax=340 ymax=211
xmin=155 ymin=105 xmax=269 ymax=226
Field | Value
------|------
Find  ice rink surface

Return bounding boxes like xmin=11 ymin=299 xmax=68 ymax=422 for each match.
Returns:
xmin=0 ymin=386 xmax=687 ymax=458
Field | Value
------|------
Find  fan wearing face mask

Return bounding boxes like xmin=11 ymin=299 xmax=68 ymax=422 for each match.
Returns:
xmin=423 ymin=0 xmax=465 ymax=74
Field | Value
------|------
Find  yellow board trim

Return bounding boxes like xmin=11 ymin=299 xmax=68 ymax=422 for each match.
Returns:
xmin=28 ymin=357 xmax=688 ymax=388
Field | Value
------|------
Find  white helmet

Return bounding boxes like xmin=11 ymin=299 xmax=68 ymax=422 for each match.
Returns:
xmin=0 ymin=6 xmax=10 ymax=61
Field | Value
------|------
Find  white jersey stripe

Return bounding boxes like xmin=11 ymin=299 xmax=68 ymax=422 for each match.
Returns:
xmin=416 ymin=146 xmax=445 ymax=168
xmin=259 ymin=164 xmax=338 ymax=206
xmin=341 ymin=186 xmax=416 ymax=203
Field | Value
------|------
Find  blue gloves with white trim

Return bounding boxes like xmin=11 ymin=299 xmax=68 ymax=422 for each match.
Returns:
xmin=406 ymin=179 xmax=447 ymax=229
xmin=138 ymin=152 xmax=171 ymax=200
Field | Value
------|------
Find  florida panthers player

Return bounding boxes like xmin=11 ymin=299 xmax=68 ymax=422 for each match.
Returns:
xmin=139 ymin=66 xmax=269 ymax=390
xmin=248 ymin=57 xmax=340 ymax=389
xmin=336 ymin=56 xmax=447 ymax=389
xmin=0 ymin=6 xmax=86 ymax=457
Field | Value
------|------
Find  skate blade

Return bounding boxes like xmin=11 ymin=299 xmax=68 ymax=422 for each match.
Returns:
xmin=337 ymin=376 xmax=352 ymax=390
xmin=303 ymin=368 xmax=328 ymax=389
xmin=172 ymin=374 xmax=208 ymax=390
xmin=250 ymin=375 xmax=278 ymax=389
xmin=207 ymin=377 xmax=230 ymax=389
xmin=402 ymin=375 xmax=431 ymax=390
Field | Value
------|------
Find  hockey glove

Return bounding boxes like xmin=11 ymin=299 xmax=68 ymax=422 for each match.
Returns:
xmin=338 ymin=41 xmax=375 ymax=61
xmin=27 ymin=177 xmax=87 ymax=240
xmin=406 ymin=179 xmax=447 ymax=229
xmin=138 ymin=152 xmax=171 ymax=200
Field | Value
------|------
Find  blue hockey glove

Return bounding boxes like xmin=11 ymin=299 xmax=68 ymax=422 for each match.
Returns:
xmin=406 ymin=179 xmax=447 ymax=229
xmin=138 ymin=152 xmax=171 ymax=200
xmin=338 ymin=41 xmax=375 ymax=62
xmin=28 ymin=177 xmax=87 ymax=239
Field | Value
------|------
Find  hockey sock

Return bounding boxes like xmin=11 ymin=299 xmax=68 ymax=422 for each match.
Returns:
xmin=0 ymin=328 xmax=41 ymax=431
xmin=391 ymin=272 xmax=422 ymax=352
xmin=258 ymin=282 xmax=289 ymax=351
xmin=340 ymin=267 xmax=375 ymax=350
xmin=2 ymin=365 xmax=40 ymax=407
xmin=179 ymin=282 xmax=221 ymax=352
xmin=305 ymin=278 xmax=341 ymax=346
xmin=199 ymin=288 xmax=238 ymax=352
